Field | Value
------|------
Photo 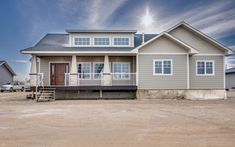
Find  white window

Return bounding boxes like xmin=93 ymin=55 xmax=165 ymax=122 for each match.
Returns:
xmin=77 ymin=63 xmax=91 ymax=79
xmin=196 ymin=60 xmax=214 ymax=75
xmin=153 ymin=59 xmax=173 ymax=75
xmin=113 ymin=63 xmax=130 ymax=80
xmin=74 ymin=37 xmax=90 ymax=46
xmin=93 ymin=63 xmax=104 ymax=79
xmin=113 ymin=38 xmax=129 ymax=46
xmin=94 ymin=38 xmax=109 ymax=45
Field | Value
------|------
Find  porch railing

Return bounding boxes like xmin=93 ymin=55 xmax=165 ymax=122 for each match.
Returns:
xmin=64 ymin=73 xmax=136 ymax=86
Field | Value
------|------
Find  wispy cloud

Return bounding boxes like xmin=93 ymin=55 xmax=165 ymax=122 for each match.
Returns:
xmin=15 ymin=60 xmax=29 ymax=63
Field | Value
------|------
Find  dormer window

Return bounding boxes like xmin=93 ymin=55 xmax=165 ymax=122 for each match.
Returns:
xmin=74 ymin=37 xmax=90 ymax=46
xmin=113 ymin=37 xmax=129 ymax=46
xmin=94 ymin=38 xmax=109 ymax=46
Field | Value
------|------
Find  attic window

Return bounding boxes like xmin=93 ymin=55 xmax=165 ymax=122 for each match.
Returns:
xmin=113 ymin=38 xmax=129 ymax=46
xmin=74 ymin=37 xmax=90 ymax=46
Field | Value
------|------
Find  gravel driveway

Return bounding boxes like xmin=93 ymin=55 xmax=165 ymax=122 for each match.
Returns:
xmin=0 ymin=92 xmax=235 ymax=147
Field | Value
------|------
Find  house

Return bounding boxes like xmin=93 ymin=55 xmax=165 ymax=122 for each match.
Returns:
xmin=20 ymin=21 xmax=233 ymax=99
xmin=226 ymin=67 xmax=235 ymax=90
xmin=0 ymin=61 xmax=16 ymax=85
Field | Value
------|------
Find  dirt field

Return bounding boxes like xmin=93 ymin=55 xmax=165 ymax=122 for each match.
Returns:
xmin=0 ymin=92 xmax=235 ymax=147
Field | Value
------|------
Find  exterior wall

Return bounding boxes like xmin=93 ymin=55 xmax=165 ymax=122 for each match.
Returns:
xmin=169 ymin=26 xmax=225 ymax=54
xmin=0 ymin=65 xmax=13 ymax=85
xmin=40 ymin=56 xmax=71 ymax=86
xmin=189 ymin=56 xmax=224 ymax=89
xmin=139 ymin=36 xmax=188 ymax=53
xmin=138 ymin=55 xmax=187 ymax=89
xmin=226 ymin=73 xmax=235 ymax=89
xmin=70 ymin=33 xmax=134 ymax=47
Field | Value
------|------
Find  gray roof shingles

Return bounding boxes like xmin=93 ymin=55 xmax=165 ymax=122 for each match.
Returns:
xmin=21 ymin=33 xmax=157 ymax=52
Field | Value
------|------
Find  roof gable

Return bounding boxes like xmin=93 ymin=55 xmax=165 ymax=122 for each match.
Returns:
xmin=0 ymin=61 xmax=16 ymax=76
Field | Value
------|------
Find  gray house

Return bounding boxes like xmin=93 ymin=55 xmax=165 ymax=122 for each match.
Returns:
xmin=226 ymin=67 xmax=235 ymax=90
xmin=0 ymin=61 xmax=16 ymax=85
xmin=21 ymin=21 xmax=233 ymax=100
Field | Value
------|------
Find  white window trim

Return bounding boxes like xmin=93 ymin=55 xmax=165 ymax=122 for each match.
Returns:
xmin=77 ymin=62 xmax=92 ymax=80
xmin=93 ymin=62 xmax=104 ymax=80
xmin=112 ymin=37 xmax=131 ymax=47
xmin=196 ymin=60 xmax=215 ymax=76
xmin=112 ymin=62 xmax=131 ymax=80
xmin=93 ymin=37 xmax=111 ymax=47
xmin=73 ymin=36 xmax=92 ymax=47
xmin=153 ymin=59 xmax=173 ymax=76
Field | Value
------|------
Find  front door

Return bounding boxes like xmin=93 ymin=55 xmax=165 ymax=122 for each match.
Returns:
xmin=50 ymin=63 xmax=69 ymax=85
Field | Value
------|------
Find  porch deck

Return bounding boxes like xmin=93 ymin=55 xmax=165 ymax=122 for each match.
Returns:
xmin=30 ymin=85 xmax=137 ymax=91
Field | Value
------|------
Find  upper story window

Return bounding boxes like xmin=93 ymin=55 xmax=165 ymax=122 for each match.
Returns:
xmin=113 ymin=38 xmax=129 ymax=46
xmin=74 ymin=37 xmax=90 ymax=46
xmin=94 ymin=38 xmax=109 ymax=45
xmin=196 ymin=60 xmax=214 ymax=76
xmin=153 ymin=59 xmax=173 ymax=75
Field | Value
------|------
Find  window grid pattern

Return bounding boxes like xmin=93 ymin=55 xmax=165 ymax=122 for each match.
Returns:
xmin=197 ymin=61 xmax=214 ymax=75
xmin=74 ymin=38 xmax=90 ymax=45
xmin=154 ymin=60 xmax=172 ymax=75
xmin=94 ymin=38 xmax=109 ymax=45
xmin=94 ymin=63 xmax=104 ymax=79
xmin=113 ymin=63 xmax=130 ymax=79
xmin=77 ymin=63 xmax=91 ymax=79
xmin=113 ymin=38 xmax=129 ymax=46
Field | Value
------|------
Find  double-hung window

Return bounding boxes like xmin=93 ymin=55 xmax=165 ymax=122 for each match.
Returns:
xmin=153 ymin=59 xmax=172 ymax=75
xmin=77 ymin=63 xmax=91 ymax=79
xmin=93 ymin=63 xmax=104 ymax=79
xmin=196 ymin=60 xmax=214 ymax=75
xmin=94 ymin=38 xmax=109 ymax=46
xmin=113 ymin=38 xmax=129 ymax=46
xmin=74 ymin=37 xmax=90 ymax=46
xmin=113 ymin=63 xmax=130 ymax=80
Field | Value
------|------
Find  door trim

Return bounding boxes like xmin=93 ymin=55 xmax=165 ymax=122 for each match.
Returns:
xmin=48 ymin=61 xmax=70 ymax=86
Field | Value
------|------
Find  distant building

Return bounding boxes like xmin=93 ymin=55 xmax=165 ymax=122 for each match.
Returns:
xmin=226 ymin=67 xmax=235 ymax=90
xmin=0 ymin=61 xmax=16 ymax=85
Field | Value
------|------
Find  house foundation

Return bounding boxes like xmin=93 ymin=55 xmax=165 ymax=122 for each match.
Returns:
xmin=137 ymin=89 xmax=227 ymax=100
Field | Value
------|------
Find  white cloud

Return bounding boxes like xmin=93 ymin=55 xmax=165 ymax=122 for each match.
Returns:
xmin=15 ymin=60 xmax=29 ymax=63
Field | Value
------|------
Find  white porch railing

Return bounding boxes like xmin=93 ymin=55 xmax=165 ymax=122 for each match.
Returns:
xmin=64 ymin=73 xmax=136 ymax=86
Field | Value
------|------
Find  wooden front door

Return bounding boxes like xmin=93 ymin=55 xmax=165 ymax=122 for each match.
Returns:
xmin=50 ymin=63 xmax=69 ymax=85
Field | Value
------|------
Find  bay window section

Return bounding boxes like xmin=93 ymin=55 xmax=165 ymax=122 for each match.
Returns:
xmin=196 ymin=60 xmax=214 ymax=75
xmin=153 ymin=59 xmax=172 ymax=75
xmin=93 ymin=63 xmax=104 ymax=79
xmin=113 ymin=63 xmax=130 ymax=80
xmin=77 ymin=63 xmax=91 ymax=79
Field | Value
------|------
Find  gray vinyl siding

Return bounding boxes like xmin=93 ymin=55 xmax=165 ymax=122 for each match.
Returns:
xmin=226 ymin=73 xmax=235 ymax=89
xmin=139 ymin=36 xmax=188 ymax=53
xmin=40 ymin=56 xmax=71 ymax=86
xmin=189 ymin=56 xmax=224 ymax=89
xmin=39 ymin=56 xmax=136 ymax=86
xmin=169 ymin=26 xmax=225 ymax=54
xmin=138 ymin=55 xmax=187 ymax=89
xmin=0 ymin=65 xmax=13 ymax=85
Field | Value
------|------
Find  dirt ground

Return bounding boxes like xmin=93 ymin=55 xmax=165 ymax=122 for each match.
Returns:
xmin=0 ymin=92 xmax=235 ymax=147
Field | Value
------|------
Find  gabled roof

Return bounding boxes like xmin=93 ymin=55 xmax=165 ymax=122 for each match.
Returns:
xmin=166 ymin=21 xmax=234 ymax=55
xmin=0 ymin=61 xmax=16 ymax=76
xmin=226 ymin=67 xmax=235 ymax=74
xmin=133 ymin=32 xmax=199 ymax=54
xmin=66 ymin=29 xmax=137 ymax=33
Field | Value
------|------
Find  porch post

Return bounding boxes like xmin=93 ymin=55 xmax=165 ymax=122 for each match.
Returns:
xmin=102 ymin=55 xmax=111 ymax=86
xmin=70 ymin=55 xmax=78 ymax=86
xmin=29 ymin=55 xmax=37 ymax=86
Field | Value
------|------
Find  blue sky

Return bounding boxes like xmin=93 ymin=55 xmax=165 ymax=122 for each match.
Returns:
xmin=0 ymin=0 xmax=235 ymax=80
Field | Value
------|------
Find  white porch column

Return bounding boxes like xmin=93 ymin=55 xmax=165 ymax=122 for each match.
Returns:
xmin=70 ymin=55 xmax=78 ymax=86
xmin=30 ymin=55 xmax=37 ymax=86
xmin=102 ymin=55 xmax=111 ymax=86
